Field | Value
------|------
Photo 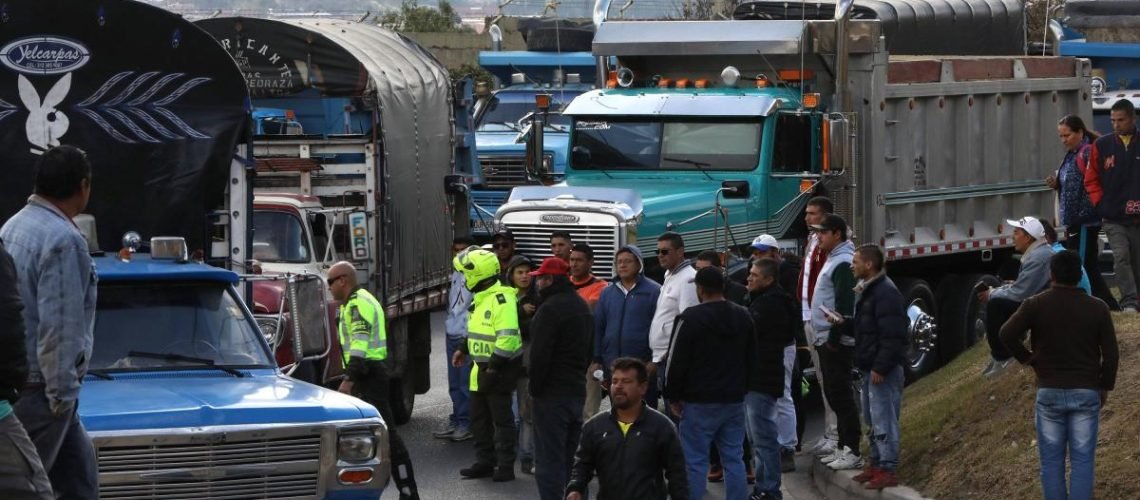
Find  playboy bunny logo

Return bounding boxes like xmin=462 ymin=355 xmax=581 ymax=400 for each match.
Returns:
xmin=18 ymin=73 xmax=71 ymax=154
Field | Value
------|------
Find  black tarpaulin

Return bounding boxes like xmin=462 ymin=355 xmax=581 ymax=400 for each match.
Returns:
xmin=0 ymin=0 xmax=249 ymax=253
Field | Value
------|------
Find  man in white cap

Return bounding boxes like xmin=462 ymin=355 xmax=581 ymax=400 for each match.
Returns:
xmin=978 ymin=216 xmax=1053 ymax=378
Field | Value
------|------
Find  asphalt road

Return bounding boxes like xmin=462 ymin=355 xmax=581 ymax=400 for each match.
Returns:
xmin=382 ymin=312 xmax=827 ymax=500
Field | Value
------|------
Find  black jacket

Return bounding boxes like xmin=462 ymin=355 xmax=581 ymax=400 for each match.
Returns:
xmin=663 ymin=300 xmax=755 ymax=404
xmin=745 ymin=284 xmax=798 ymax=398
xmin=567 ymin=402 xmax=689 ymax=500
xmin=0 ymin=239 xmax=28 ymax=403
xmin=528 ymin=277 xmax=593 ymax=399
xmin=853 ymin=275 xmax=909 ymax=374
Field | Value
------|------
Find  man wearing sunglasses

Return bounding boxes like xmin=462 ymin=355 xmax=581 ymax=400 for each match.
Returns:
xmin=493 ymin=229 xmax=526 ymax=282
xmin=648 ymin=232 xmax=699 ymax=415
xmin=328 ymin=261 xmax=421 ymax=500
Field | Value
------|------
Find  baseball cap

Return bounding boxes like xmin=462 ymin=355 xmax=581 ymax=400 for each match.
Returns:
xmin=691 ymin=266 xmax=726 ymax=291
xmin=751 ymin=234 xmax=778 ymax=252
xmin=493 ymin=228 xmax=515 ymax=241
xmin=810 ymin=214 xmax=847 ymax=233
xmin=528 ymin=257 xmax=569 ymax=276
xmin=1007 ymin=216 xmax=1045 ymax=240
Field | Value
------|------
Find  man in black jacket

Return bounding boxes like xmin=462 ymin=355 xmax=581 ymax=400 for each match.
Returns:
xmin=527 ymin=257 xmax=593 ymax=500
xmin=566 ymin=357 xmax=687 ymax=500
xmin=743 ymin=258 xmax=797 ymax=500
xmin=0 ymin=239 xmax=53 ymax=499
xmin=664 ymin=267 xmax=755 ymax=500
xmin=843 ymin=245 xmax=908 ymax=490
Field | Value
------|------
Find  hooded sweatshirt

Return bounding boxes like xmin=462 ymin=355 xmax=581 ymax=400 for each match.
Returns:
xmin=663 ymin=299 xmax=756 ymax=404
xmin=810 ymin=240 xmax=856 ymax=346
xmin=649 ymin=259 xmax=699 ymax=362
xmin=506 ymin=255 xmax=541 ymax=367
xmin=594 ymin=246 xmax=662 ymax=377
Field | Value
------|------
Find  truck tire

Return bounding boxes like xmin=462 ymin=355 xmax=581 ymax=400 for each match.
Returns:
xmin=893 ymin=277 xmax=939 ymax=382
xmin=936 ymin=273 xmax=1001 ymax=364
xmin=389 ymin=375 xmax=415 ymax=426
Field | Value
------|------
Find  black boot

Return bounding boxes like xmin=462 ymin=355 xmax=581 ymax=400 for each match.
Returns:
xmin=460 ymin=463 xmax=495 ymax=479
xmin=780 ymin=447 xmax=796 ymax=473
xmin=492 ymin=466 xmax=516 ymax=482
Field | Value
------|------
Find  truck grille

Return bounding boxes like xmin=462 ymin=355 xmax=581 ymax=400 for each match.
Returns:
xmin=506 ymin=222 xmax=620 ymax=279
xmin=479 ymin=154 xmax=529 ymax=188
xmin=96 ymin=433 xmax=322 ymax=499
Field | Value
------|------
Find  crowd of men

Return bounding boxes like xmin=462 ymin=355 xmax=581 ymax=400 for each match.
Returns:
xmin=442 ymin=195 xmax=922 ymax=499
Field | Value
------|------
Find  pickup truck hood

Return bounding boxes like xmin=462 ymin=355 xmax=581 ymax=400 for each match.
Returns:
xmin=79 ymin=371 xmax=377 ymax=432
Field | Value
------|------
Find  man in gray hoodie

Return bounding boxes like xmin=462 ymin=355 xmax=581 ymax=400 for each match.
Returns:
xmin=979 ymin=216 xmax=1053 ymax=378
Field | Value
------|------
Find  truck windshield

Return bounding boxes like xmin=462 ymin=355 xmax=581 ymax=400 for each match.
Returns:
xmin=477 ymin=98 xmax=573 ymax=131
xmin=90 ymin=282 xmax=275 ymax=372
xmin=572 ymin=119 xmax=762 ymax=171
xmin=252 ymin=211 xmax=311 ymax=263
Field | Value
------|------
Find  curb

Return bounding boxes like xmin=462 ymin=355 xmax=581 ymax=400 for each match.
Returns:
xmin=808 ymin=456 xmax=934 ymax=500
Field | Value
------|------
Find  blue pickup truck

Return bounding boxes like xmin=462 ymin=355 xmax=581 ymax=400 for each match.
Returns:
xmin=80 ymin=240 xmax=389 ymax=499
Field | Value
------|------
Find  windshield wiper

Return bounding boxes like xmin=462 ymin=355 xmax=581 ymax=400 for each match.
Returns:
xmin=86 ymin=370 xmax=114 ymax=380
xmin=497 ymin=121 xmax=521 ymax=132
xmin=544 ymin=123 xmax=567 ymax=132
xmin=663 ymin=157 xmax=716 ymax=181
xmin=127 ymin=351 xmax=245 ymax=377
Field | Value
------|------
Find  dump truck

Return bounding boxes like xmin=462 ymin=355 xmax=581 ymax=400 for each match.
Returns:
xmin=497 ymin=0 xmax=1093 ymax=379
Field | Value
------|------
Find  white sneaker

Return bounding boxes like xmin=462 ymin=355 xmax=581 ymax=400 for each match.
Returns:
xmin=811 ymin=437 xmax=838 ymax=456
xmin=1124 ymin=306 xmax=1138 ymax=313
xmin=819 ymin=446 xmax=844 ymax=464
xmin=826 ymin=447 xmax=864 ymax=470
xmin=983 ymin=358 xmax=1014 ymax=378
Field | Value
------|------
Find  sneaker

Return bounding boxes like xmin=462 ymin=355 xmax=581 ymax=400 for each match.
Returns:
xmin=983 ymin=358 xmax=1014 ymax=378
xmin=812 ymin=438 xmax=838 ymax=457
xmin=853 ymin=465 xmax=880 ymax=483
xmin=432 ymin=424 xmax=457 ymax=439
xmin=864 ymin=470 xmax=899 ymax=489
xmin=519 ymin=458 xmax=534 ymax=475
xmin=707 ymin=464 xmax=724 ymax=482
xmin=1123 ymin=306 xmax=1138 ymax=313
xmin=459 ymin=463 xmax=494 ymax=479
xmin=492 ymin=466 xmax=515 ymax=482
xmin=827 ymin=447 xmax=863 ymax=471
xmin=780 ymin=448 xmax=796 ymax=473
xmin=819 ymin=447 xmax=844 ymax=464
xmin=449 ymin=427 xmax=473 ymax=442
xmin=746 ymin=464 xmax=755 ymax=484
xmin=749 ymin=494 xmax=777 ymax=500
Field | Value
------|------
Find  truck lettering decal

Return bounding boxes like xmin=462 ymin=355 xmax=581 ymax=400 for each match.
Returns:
xmin=578 ymin=120 xmax=610 ymax=130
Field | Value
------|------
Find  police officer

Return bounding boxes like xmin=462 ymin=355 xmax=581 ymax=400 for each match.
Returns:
xmin=451 ymin=247 xmax=523 ymax=482
xmin=328 ymin=262 xmax=420 ymax=500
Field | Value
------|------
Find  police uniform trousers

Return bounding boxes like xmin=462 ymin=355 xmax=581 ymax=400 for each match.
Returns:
xmin=470 ymin=363 xmax=518 ymax=469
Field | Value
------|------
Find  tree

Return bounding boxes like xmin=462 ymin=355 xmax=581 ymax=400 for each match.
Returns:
xmin=379 ymin=0 xmax=471 ymax=33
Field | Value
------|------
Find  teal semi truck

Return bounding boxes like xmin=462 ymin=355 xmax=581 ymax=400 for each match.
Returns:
xmin=496 ymin=0 xmax=1093 ymax=379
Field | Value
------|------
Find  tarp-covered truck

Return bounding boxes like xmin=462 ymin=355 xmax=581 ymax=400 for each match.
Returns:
xmin=197 ymin=17 xmax=462 ymax=423
xmin=0 ymin=1 xmax=392 ymax=497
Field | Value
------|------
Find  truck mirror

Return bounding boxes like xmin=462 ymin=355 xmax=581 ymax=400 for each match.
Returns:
xmin=721 ymin=180 xmax=750 ymax=199
xmin=444 ymin=174 xmax=468 ymax=195
xmin=825 ymin=113 xmax=851 ymax=173
xmin=571 ymin=146 xmax=592 ymax=168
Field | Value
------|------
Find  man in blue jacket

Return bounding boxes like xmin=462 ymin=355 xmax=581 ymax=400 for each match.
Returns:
xmin=435 ymin=236 xmax=475 ymax=442
xmin=591 ymin=245 xmax=662 ymax=408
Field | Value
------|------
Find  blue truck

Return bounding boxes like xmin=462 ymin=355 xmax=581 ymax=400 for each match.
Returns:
xmin=1051 ymin=0 xmax=1140 ymax=132
xmin=498 ymin=0 xmax=1092 ymax=380
xmin=470 ymin=49 xmax=597 ymax=235
xmin=0 ymin=1 xmax=392 ymax=496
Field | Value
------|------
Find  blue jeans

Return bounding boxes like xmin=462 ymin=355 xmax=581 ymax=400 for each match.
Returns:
xmin=745 ymin=391 xmax=782 ymax=499
xmin=13 ymin=388 xmax=98 ymax=500
xmin=1036 ymin=388 xmax=1101 ymax=500
xmin=446 ymin=336 xmax=471 ymax=429
xmin=861 ymin=366 xmax=903 ymax=472
xmin=679 ymin=402 xmax=748 ymax=500
xmin=533 ymin=395 xmax=584 ymax=500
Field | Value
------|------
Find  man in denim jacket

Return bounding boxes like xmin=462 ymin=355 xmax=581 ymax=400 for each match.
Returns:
xmin=0 ymin=145 xmax=98 ymax=499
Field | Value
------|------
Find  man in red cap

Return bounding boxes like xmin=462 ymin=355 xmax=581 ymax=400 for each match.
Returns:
xmin=526 ymin=258 xmax=593 ymax=500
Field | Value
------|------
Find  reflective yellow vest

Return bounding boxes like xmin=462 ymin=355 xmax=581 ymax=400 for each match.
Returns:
xmin=339 ymin=288 xmax=388 ymax=365
xmin=467 ymin=282 xmax=521 ymax=391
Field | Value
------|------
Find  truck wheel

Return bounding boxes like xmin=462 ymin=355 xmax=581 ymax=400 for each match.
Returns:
xmin=937 ymin=273 xmax=1001 ymax=364
xmin=894 ymin=278 xmax=939 ymax=382
xmin=389 ymin=375 xmax=415 ymax=426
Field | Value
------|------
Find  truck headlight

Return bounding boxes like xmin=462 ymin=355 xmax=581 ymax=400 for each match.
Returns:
xmin=255 ymin=316 xmax=281 ymax=347
xmin=338 ymin=432 xmax=377 ymax=461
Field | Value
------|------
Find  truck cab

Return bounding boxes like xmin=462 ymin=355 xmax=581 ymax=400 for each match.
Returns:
xmin=82 ymin=237 xmax=388 ymax=499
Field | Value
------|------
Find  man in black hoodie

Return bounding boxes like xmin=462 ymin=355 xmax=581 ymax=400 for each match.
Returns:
xmin=0 ymin=239 xmax=53 ymax=499
xmin=743 ymin=258 xmax=798 ymax=500
xmin=527 ymin=257 xmax=593 ymax=500
xmin=664 ymin=267 xmax=756 ymax=500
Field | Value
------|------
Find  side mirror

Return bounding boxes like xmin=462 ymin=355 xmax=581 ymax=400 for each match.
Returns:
xmin=721 ymin=180 xmax=750 ymax=199
xmin=824 ymin=113 xmax=851 ymax=173
xmin=444 ymin=174 xmax=468 ymax=195
xmin=571 ymin=146 xmax=592 ymax=168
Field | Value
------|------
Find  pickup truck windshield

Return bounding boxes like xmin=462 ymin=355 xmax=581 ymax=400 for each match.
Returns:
xmin=253 ymin=211 xmax=311 ymax=263
xmin=572 ymin=119 xmax=762 ymax=171
xmin=477 ymin=98 xmax=573 ymax=132
xmin=91 ymin=282 xmax=275 ymax=372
